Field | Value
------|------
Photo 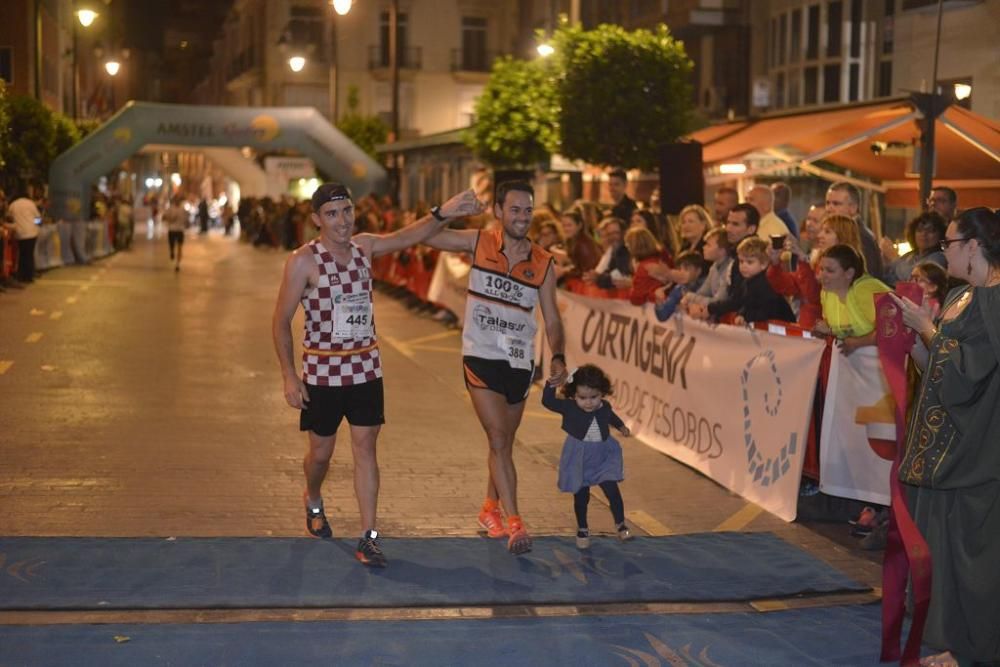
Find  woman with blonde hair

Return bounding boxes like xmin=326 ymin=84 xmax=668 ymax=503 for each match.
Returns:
xmin=814 ymin=214 xmax=864 ymax=267
xmin=675 ymin=204 xmax=716 ymax=255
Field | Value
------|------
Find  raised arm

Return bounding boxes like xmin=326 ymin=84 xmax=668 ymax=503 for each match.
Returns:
xmin=356 ymin=189 xmax=484 ymax=258
xmin=422 ymin=227 xmax=479 ymax=254
xmin=538 ymin=263 xmax=568 ymax=385
xmin=272 ymin=250 xmax=313 ymax=409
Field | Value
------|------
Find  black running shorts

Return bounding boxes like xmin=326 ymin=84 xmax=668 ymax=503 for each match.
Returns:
xmin=463 ymin=356 xmax=534 ymax=405
xmin=167 ymin=230 xmax=185 ymax=246
xmin=299 ymin=378 xmax=385 ymax=436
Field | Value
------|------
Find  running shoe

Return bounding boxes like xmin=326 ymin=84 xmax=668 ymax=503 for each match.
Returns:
xmin=506 ymin=516 xmax=532 ymax=555
xmin=617 ymin=523 xmax=634 ymax=542
xmin=477 ymin=506 xmax=507 ymax=538
xmin=576 ymin=529 xmax=591 ymax=550
xmin=304 ymin=493 xmax=332 ymax=539
xmin=355 ymin=530 xmax=387 ymax=568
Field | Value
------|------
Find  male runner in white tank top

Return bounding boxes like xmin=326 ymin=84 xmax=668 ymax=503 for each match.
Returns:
xmin=273 ymin=183 xmax=484 ymax=567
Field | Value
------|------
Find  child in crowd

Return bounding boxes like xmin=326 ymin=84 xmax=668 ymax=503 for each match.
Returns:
xmin=541 ymin=364 xmax=632 ymax=549
xmin=910 ymin=261 xmax=948 ymax=317
xmin=682 ymin=228 xmax=733 ymax=311
xmin=654 ymin=251 xmax=707 ymax=321
xmin=733 ymin=237 xmax=795 ymax=325
xmin=625 ymin=226 xmax=670 ymax=305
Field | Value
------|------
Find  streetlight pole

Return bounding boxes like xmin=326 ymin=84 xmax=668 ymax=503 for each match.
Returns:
xmin=389 ymin=0 xmax=400 ymax=203
xmin=327 ymin=0 xmax=351 ymax=122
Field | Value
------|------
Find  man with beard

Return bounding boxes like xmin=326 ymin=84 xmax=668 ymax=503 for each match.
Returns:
xmin=424 ymin=180 xmax=568 ymax=555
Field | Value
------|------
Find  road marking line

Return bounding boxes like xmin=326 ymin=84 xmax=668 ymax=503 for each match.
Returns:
xmin=89 ymin=275 xmax=98 ymax=281
xmin=714 ymin=503 xmax=764 ymax=532
xmin=402 ymin=330 xmax=460 ymax=346
xmin=25 ymin=333 xmax=44 ymax=343
xmin=378 ymin=334 xmax=414 ymax=361
xmin=30 ymin=308 xmax=45 ymax=316
xmin=66 ymin=296 xmax=77 ymax=304
xmin=749 ymin=599 xmax=791 ymax=612
xmin=626 ymin=510 xmax=672 ymax=536
xmin=0 ymin=361 xmax=13 ymax=375
xmin=80 ymin=284 xmax=91 ymax=292
xmin=50 ymin=311 xmax=63 ymax=320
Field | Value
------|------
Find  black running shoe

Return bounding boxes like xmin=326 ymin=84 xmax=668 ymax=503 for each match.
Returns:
xmin=305 ymin=506 xmax=333 ymax=538
xmin=355 ymin=530 xmax=387 ymax=567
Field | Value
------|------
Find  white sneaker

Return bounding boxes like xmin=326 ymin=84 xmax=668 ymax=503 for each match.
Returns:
xmin=576 ymin=529 xmax=590 ymax=549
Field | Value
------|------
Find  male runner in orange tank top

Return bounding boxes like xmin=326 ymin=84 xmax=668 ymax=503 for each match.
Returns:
xmin=424 ymin=180 xmax=568 ymax=554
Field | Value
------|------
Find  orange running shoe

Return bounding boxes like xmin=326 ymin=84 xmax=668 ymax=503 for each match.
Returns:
xmin=477 ymin=506 xmax=507 ymax=538
xmin=506 ymin=516 xmax=532 ymax=555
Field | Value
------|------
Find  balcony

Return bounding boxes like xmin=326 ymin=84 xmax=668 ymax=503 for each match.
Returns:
xmin=450 ymin=48 xmax=499 ymax=73
xmin=368 ymin=45 xmax=422 ymax=70
xmin=226 ymin=48 xmax=261 ymax=86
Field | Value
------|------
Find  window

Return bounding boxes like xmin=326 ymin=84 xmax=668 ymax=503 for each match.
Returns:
xmin=849 ymin=63 xmax=860 ymax=101
xmin=824 ymin=63 xmax=841 ymax=102
xmin=770 ymin=18 xmax=778 ymax=68
xmin=878 ymin=60 xmax=893 ymax=97
xmin=776 ymin=72 xmax=786 ymax=108
xmin=806 ymin=5 xmax=820 ymax=59
xmin=850 ymin=0 xmax=862 ymax=58
xmin=0 ymin=47 xmax=12 ymax=84
xmin=827 ymin=1 xmax=843 ymax=57
xmin=461 ymin=17 xmax=487 ymax=72
xmin=789 ymin=68 xmax=801 ymax=106
xmin=779 ymin=13 xmax=787 ymax=65
xmin=790 ymin=9 xmax=802 ymax=62
xmin=804 ymin=66 xmax=818 ymax=104
xmin=379 ymin=11 xmax=409 ymax=67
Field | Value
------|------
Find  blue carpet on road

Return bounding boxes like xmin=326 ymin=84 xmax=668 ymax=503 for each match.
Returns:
xmin=0 ymin=533 xmax=868 ymax=610
xmin=0 ymin=604 xmax=886 ymax=666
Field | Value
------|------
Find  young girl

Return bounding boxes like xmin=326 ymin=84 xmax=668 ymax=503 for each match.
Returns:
xmin=542 ymin=364 xmax=633 ymax=549
xmin=910 ymin=261 xmax=948 ymax=317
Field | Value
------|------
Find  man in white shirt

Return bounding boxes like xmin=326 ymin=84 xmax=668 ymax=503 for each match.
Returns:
xmin=161 ymin=195 xmax=189 ymax=272
xmin=2 ymin=189 xmax=42 ymax=283
xmin=746 ymin=185 xmax=791 ymax=243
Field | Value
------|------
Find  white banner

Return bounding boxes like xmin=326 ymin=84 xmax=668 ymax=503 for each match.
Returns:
xmin=556 ymin=292 xmax=826 ymax=521
xmin=427 ymin=251 xmax=471 ymax=324
xmin=818 ymin=346 xmax=895 ymax=506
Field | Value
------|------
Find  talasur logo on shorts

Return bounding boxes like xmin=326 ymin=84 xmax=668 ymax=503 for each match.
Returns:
xmin=473 ymin=304 xmax=526 ymax=334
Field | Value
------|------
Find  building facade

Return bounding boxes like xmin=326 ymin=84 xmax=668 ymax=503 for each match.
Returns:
xmin=195 ymin=0 xmax=521 ymax=139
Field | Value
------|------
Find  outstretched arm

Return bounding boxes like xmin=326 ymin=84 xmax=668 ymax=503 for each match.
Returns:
xmin=355 ymin=189 xmax=484 ymax=258
xmin=538 ymin=263 xmax=568 ymax=385
xmin=422 ymin=227 xmax=478 ymax=254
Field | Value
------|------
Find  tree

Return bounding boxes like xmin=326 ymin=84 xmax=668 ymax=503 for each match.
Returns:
xmin=0 ymin=94 xmax=58 ymax=193
xmin=336 ymin=86 xmax=389 ymax=160
xmin=464 ymin=56 xmax=559 ymax=168
xmin=53 ymin=112 xmax=82 ymax=156
xmin=552 ymin=23 xmax=694 ymax=171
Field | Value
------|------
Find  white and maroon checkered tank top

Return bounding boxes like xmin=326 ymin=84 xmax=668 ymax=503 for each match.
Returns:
xmin=300 ymin=239 xmax=382 ymax=387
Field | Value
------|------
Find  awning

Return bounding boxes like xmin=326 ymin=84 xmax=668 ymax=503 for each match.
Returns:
xmin=688 ymin=97 xmax=1000 ymax=208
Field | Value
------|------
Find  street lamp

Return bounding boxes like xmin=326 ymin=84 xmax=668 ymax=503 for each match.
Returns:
xmin=76 ymin=8 xmax=98 ymax=27
xmin=536 ymin=42 xmax=554 ymax=57
xmin=71 ymin=4 xmax=99 ymax=120
xmin=288 ymin=55 xmax=306 ymax=72
xmin=332 ymin=0 xmax=352 ymax=15
xmin=104 ymin=59 xmax=120 ymax=76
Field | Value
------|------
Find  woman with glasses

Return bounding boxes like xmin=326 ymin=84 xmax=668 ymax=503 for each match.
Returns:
xmin=891 ymin=207 xmax=1000 ymax=667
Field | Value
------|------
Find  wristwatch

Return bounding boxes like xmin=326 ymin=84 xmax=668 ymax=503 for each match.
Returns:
xmin=430 ymin=206 xmax=446 ymax=222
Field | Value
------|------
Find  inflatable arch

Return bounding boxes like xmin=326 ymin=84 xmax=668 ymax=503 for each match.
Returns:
xmin=49 ymin=101 xmax=388 ymax=221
